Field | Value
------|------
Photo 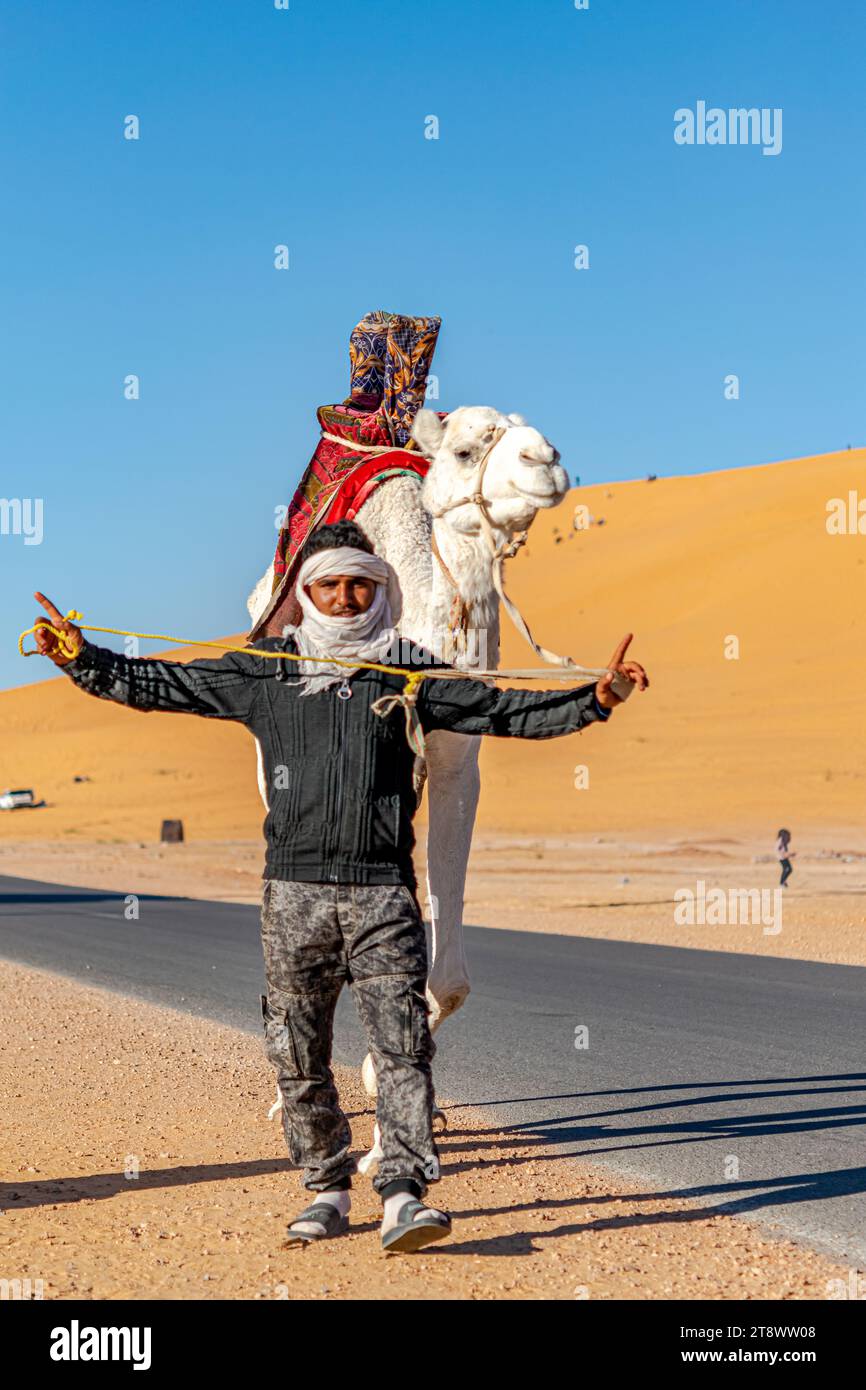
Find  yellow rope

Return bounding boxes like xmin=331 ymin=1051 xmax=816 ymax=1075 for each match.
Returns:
xmin=18 ymin=611 xmax=605 ymax=759
xmin=18 ymin=612 xmax=607 ymax=683
xmin=19 ymin=612 xmax=427 ymax=682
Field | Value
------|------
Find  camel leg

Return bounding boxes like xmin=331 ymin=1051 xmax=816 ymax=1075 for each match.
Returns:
xmin=422 ymin=729 xmax=480 ymax=1031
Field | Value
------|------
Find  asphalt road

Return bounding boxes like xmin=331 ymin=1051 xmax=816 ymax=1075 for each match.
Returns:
xmin=1 ymin=872 xmax=864 ymax=1267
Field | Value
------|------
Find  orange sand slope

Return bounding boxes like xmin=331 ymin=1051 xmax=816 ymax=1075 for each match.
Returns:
xmin=2 ymin=448 xmax=863 ymax=842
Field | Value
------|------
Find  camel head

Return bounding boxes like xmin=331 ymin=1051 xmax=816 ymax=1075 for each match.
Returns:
xmin=412 ymin=406 xmax=569 ymax=541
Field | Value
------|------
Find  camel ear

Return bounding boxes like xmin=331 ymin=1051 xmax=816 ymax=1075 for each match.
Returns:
xmin=506 ymin=413 xmax=526 ymax=426
xmin=412 ymin=408 xmax=445 ymax=459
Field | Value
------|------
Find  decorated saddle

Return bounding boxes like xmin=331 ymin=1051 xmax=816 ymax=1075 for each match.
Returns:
xmin=249 ymin=310 xmax=443 ymax=639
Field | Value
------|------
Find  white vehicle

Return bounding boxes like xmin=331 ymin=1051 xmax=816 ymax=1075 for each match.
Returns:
xmin=0 ymin=789 xmax=36 ymax=810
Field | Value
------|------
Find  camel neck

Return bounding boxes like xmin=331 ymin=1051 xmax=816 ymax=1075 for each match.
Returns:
xmin=424 ymin=519 xmax=501 ymax=667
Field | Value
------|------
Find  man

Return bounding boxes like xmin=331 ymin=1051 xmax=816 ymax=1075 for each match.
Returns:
xmin=34 ymin=519 xmax=648 ymax=1253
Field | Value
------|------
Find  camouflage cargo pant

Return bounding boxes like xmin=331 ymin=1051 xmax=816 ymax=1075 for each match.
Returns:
xmin=259 ymin=879 xmax=440 ymax=1196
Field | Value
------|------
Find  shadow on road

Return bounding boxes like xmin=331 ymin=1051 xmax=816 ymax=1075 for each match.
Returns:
xmin=431 ymin=1165 xmax=866 ymax=1258
xmin=426 ymin=1071 xmax=866 ymax=1254
xmin=456 ymin=1072 xmax=866 ymax=1108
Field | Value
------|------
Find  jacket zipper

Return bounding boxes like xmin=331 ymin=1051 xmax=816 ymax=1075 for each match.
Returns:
xmin=328 ymin=684 xmax=351 ymax=882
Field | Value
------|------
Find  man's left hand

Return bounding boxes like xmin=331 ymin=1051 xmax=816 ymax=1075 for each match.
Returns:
xmin=595 ymin=633 xmax=649 ymax=710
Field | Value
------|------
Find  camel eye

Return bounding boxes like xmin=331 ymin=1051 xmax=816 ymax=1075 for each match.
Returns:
xmin=455 ymin=448 xmax=472 ymax=461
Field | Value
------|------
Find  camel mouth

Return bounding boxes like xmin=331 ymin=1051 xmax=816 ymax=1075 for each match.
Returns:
xmin=509 ymin=480 xmax=565 ymax=506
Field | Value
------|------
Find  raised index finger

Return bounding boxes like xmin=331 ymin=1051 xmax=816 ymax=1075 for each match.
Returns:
xmin=34 ymin=592 xmax=65 ymax=625
xmin=607 ymin=633 xmax=633 ymax=669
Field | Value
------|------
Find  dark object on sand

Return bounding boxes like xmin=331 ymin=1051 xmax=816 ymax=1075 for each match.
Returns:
xmin=161 ymin=819 xmax=184 ymax=844
xmin=0 ymin=788 xmax=42 ymax=810
xmin=73 ymin=775 xmax=91 ymax=783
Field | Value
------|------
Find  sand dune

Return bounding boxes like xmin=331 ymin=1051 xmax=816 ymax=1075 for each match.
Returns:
xmin=2 ymin=448 xmax=863 ymax=844
xmin=493 ymin=446 xmax=865 ymax=834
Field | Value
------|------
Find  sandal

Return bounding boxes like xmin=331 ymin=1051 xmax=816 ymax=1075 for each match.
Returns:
xmin=285 ymin=1202 xmax=350 ymax=1246
xmin=381 ymin=1199 xmax=451 ymax=1254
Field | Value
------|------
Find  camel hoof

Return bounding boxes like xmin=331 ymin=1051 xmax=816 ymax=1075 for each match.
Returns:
xmin=361 ymin=1052 xmax=378 ymax=1099
xmin=432 ymin=1105 xmax=447 ymax=1131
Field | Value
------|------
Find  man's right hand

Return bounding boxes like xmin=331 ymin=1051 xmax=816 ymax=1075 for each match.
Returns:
xmin=32 ymin=593 xmax=84 ymax=667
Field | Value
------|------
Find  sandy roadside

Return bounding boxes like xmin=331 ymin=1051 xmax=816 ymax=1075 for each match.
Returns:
xmin=0 ymin=959 xmax=852 ymax=1301
xmin=2 ymin=828 xmax=865 ymax=966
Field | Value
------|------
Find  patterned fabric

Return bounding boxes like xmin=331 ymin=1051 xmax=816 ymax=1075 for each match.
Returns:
xmin=381 ymin=314 xmax=442 ymax=446
xmin=346 ymin=309 xmax=393 ymax=410
xmin=260 ymin=879 xmax=439 ymax=1195
xmin=346 ymin=311 xmax=441 ymax=443
xmin=249 ymin=310 xmax=443 ymax=639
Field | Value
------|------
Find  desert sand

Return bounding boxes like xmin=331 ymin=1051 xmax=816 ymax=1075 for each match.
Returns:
xmin=0 ymin=959 xmax=849 ymax=1301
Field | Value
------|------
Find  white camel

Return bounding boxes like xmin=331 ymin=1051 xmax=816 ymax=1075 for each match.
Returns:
xmin=247 ymin=405 xmax=570 ymax=1106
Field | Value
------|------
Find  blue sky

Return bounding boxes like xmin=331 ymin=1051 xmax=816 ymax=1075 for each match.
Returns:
xmin=2 ymin=0 xmax=864 ymax=690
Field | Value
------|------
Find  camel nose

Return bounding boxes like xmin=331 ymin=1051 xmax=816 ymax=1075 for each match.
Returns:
xmin=519 ymin=444 xmax=556 ymax=466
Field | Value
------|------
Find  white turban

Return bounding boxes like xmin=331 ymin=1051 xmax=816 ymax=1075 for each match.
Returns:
xmin=282 ymin=545 xmax=399 ymax=694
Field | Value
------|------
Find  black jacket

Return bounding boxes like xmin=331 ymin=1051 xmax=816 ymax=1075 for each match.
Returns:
xmin=62 ymin=636 xmax=610 ymax=890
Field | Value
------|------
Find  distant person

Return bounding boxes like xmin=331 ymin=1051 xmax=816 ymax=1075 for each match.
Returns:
xmin=776 ymin=828 xmax=795 ymax=888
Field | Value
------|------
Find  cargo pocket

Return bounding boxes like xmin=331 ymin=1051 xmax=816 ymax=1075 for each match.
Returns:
xmin=402 ymin=985 xmax=434 ymax=1060
xmin=397 ymin=884 xmax=421 ymax=918
xmin=260 ymin=993 xmax=301 ymax=1077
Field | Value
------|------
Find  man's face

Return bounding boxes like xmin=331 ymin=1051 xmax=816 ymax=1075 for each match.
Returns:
xmin=306 ymin=573 xmax=377 ymax=617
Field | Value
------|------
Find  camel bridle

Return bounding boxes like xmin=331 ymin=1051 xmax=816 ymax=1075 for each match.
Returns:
xmin=428 ymin=426 xmax=574 ymax=668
